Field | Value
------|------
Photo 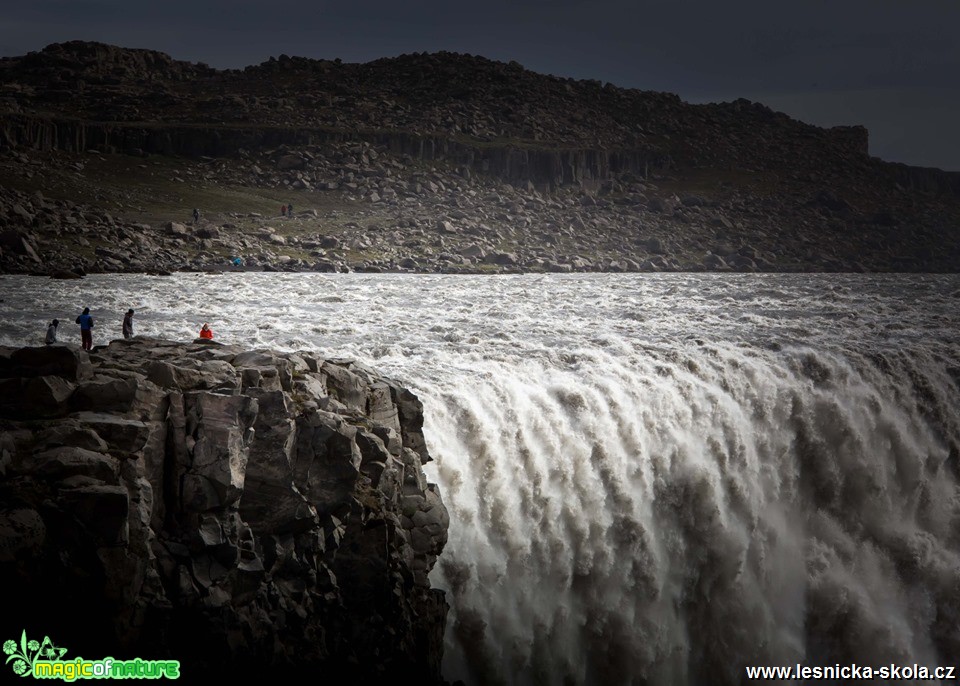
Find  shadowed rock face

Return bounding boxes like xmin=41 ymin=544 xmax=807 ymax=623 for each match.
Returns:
xmin=0 ymin=338 xmax=448 ymax=680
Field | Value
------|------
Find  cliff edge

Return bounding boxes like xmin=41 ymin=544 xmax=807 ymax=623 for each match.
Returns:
xmin=0 ymin=338 xmax=449 ymax=680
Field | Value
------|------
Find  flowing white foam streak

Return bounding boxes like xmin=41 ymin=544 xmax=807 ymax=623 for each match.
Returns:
xmin=419 ymin=343 xmax=960 ymax=685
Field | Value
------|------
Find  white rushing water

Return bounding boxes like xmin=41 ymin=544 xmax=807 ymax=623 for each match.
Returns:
xmin=2 ymin=272 xmax=959 ymax=684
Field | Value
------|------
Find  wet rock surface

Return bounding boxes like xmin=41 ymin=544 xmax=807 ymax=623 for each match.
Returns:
xmin=0 ymin=338 xmax=448 ymax=680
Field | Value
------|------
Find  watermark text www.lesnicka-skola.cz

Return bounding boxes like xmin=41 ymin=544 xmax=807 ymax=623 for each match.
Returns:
xmin=746 ymin=663 xmax=957 ymax=681
xmin=4 ymin=630 xmax=180 ymax=680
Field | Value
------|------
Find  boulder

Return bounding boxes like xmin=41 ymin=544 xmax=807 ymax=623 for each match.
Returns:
xmin=276 ymin=154 xmax=304 ymax=170
xmin=0 ymin=375 xmax=76 ymax=418
xmin=486 ymin=252 xmax=518 ymax=266
xmin=297 ymin=413 xmax=362 ymax=514
xmin=238 ymin=388 xmax=316 ymax=534
xmin=702 ymin=253 xmax=729 ymax=269
xmin=322 ymin=362 xmax=368 ymax=411
xmin=50 ymin=269 xmax=84 ymax=279
xmin=0 ymin=345 xmax=93 ymax=381
xmin=18 ymin=446 xmax=118 ymax=484
xmin=319 ymin=236 xmax=341 ymax=249
xmin=645 ymin=236 xmax=667 ymax=254
xmin=37 ymin=422 xmax=109 ymax=453
xmin=71 ymin=412 xmax=153 ymax=454
xmin=647 ymin=196 xmax=677 ymax=214
xmin=0 ymin=231 xmax=42 ymax=263
xmin=181 ymin=392 xmax=258 ymax=510
xmin=72 ymin=376 xmax=139 ymax=412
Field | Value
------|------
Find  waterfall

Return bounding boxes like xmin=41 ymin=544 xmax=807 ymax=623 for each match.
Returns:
xmin=422 ymin=343 xmax=960 ymax=684
xmin=2 ymin=271 xmax=958 ymax=683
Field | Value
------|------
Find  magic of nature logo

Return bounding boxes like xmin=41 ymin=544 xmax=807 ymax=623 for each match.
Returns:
xmin=4 ymin=630 xmax=180 ymax=681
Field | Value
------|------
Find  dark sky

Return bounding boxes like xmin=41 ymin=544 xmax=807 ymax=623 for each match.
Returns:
xmin=2 ymin=0 xmax=959 ymax=170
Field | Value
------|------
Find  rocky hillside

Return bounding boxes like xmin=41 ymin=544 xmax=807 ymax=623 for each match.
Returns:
xmin=1 ymin=40 xmax=959 ymax=273
xmin=0 ymin=338 xmax=448 ymax=680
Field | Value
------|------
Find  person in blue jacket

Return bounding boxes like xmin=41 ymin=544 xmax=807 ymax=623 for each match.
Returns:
xmin=75 ymin=307 xmax=94 ymax=351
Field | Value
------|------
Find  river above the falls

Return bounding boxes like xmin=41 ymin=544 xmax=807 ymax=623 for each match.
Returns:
xmin=2 ymin=272 xmax=959 ymax=684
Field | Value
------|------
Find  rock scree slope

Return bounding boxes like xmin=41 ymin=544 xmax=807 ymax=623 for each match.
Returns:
xmin=0 ymin=41 xmax=959 ymax=274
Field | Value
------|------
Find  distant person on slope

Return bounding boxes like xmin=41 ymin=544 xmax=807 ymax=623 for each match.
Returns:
xmin=281 ymin=204 xmax=287 ymax=217
xmin=193 ymin=208 xmax=200 ymax=223
xmin=287 ymin=202 xmax=293 ymax=217
xmin=122 ymin=309 xmax=135 ymax=338
xmin=45 ymin=319 xmax=59 ymax=345
xmin=75 ymin=307 xmax=94 ymax=351
xmin=199 ymin=323 xmax=214 ymax=340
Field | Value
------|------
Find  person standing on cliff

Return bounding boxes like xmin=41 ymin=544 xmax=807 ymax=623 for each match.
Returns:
xmin=193 ymin=208 xmax=200 ymax=223
xmin=45 ymin=319 xmax=59 ymax=345
xmin=75 ymin=307 xmax=94 ymax=351
xmin=122 ymin=309 xmax=135 ymax=338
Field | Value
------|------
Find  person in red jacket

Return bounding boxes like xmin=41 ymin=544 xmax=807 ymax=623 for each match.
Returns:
xmin=199 ymin=323 xmax=214 ymax=340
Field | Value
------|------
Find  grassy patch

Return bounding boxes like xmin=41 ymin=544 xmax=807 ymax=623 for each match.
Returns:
xmin=0 ymin=150 xmax=364 ymax=229
xmin=0 ymin=150 xmax=416 ymax=270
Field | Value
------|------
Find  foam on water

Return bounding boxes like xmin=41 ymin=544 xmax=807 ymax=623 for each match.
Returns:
xmin=1 ymin=272 xmax=959 ymax=684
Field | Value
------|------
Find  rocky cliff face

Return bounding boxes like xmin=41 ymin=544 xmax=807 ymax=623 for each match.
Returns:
xmin=6 ymin=42 xmax=957 ymax=193
xmin=0 ymin=339 xmax=449 ymax=680
xmin=1 ymin=41 xmax=959 ymax=274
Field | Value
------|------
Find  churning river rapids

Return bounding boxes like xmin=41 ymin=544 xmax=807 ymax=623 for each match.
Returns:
xmin=2 ymin=272 xmax=959 ymax=684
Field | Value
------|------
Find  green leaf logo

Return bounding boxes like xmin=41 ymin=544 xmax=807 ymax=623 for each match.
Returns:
xmin=4 ymin=631 xmax=67 ymax=678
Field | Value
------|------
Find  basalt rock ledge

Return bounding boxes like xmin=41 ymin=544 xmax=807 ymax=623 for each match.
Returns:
xmin=0 ymin=338 xmax=449 ymax=680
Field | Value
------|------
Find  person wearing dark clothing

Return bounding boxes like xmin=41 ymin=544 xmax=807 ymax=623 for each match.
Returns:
xmin=45 ymin=319 xmax=58 ymax=345
xmin=193 ymin=208 xmax=200 ymax=223
xmin=287 ymin=202 xmax=293 ymax=217
xmin=122 ymin=309 xmax=135 ymax=339
xmin=76 ymin=308 xmax=94 ymax=351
